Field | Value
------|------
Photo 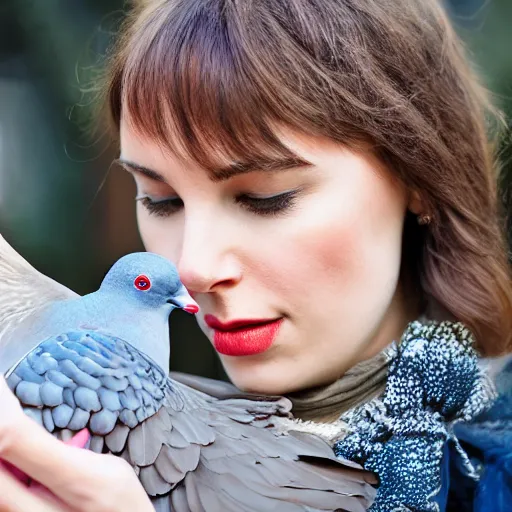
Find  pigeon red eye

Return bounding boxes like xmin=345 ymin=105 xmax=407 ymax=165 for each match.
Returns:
xmin=134 ymin=275 xmax=151 ymax=291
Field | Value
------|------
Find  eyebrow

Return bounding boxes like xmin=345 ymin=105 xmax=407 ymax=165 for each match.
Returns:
xmin=115 ymin=159 xmax=167 ymax=183
xmin=115 ymin=156 xmax=312 ymax=183
xmin=210 ymin=156 xmax=312 ymax=182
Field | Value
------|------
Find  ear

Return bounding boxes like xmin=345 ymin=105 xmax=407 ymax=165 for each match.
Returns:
xmin=408 ymin=190 xmax=424 ymax=215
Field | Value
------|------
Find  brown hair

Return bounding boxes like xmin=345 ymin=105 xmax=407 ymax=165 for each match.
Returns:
xmin=103 ymin=0 xmax=512 ymax=355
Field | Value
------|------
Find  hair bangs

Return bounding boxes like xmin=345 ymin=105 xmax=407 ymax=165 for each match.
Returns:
xmin=104 ymin=0 xmax=512 ymax=353
xmin=113 ymin=1 xmax=303 ymax=174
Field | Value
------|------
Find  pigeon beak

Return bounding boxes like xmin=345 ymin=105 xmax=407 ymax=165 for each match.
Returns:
xmin=167 ymin=287 xmax=200 ymax=314
xmin=183 ymin=303 xmax=200 ymax=314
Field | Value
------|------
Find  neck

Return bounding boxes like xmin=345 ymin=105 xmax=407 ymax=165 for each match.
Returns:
xmin=287 ymin=340 xmax=395 ymax=423
xmin=111 ymin=310 xmax=171 ymax=371
xmin=355 ymin=281 xmax=419 ymax=364
xmin=288 ymin=289 xmax=421 ymax=423
xmin=48 ymin=292 xmax=173 ymax=373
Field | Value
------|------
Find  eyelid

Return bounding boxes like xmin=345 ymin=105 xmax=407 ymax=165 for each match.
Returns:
xmin=136 ymin=187 xmax=304 ymax=218
xmin=134 ymin=188 xmax=299 ymax=202
xmin=135 ymin=194 xmax=183 ymax=218
xmin=135 ymin=194 xmax=179 ymax=203
xmin=243 ymin=190 xmax=296 ymax=199
xmin=236 ymin=188 xmax=302 ymax=216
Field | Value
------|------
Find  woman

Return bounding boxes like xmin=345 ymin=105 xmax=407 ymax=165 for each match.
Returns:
xmin=0 ymin=0 xmax=511 ymax=510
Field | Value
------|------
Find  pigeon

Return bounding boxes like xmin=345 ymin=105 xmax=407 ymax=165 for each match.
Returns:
xmin=0 ymin=234 xmax=377 ymax=512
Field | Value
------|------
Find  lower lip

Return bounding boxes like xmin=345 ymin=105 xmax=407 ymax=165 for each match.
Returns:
xmin=212 ymin=319 xmax=283 ymax=356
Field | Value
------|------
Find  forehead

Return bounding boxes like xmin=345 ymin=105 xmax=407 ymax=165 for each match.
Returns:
xmin=110 ymin=0 xmax=377 ymax=192
xmin=119 ymin=114 xmax=314 ymax=182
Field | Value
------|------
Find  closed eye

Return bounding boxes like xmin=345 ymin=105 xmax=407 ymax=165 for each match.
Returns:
xmin=235 ymin=190 xmax=300 ymax=216
xmin=136 ymin=195 xmax=183 ymax=217
xmin=136 ymin=189 xmax=301 ymax=218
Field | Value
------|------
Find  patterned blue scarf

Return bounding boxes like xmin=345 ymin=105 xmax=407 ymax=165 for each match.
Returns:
xmin=333 ymin=320 xmax=497 ymax=512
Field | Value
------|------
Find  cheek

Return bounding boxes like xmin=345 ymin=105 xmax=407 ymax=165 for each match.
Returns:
xmin=270 ymin=176 xmax=407 ymax=311
xmin=299 ymin=220 xmax=359 ymax=275
xmin=307 ymin=173 xmax=406 ymax=271
xmin=295 ymin=219 xmax=400 ymax=315
xmin=136 ymin=209 xmax=182 ymax=263
xmin=278 ymin=217 xmax=366 ymax=315
xmin=136 ymin=209 xmax=159 ymax=251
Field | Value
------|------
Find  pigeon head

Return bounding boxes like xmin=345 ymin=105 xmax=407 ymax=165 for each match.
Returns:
xmin=99 ymin=252 xmax=199 ymax=313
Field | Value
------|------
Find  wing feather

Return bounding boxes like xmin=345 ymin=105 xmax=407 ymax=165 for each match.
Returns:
xmin=0 ymin=234 xmax=78 ymax=373
xmin=7 ymin=329 xmax=377 ymax=511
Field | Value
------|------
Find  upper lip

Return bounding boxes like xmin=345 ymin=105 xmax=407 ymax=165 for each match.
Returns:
xmin=204 ymin=315 xmax=280 ymax=331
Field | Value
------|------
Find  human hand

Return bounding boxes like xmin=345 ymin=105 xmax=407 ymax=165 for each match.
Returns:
xmin=0 ymin=377 xmax=153 ymax=511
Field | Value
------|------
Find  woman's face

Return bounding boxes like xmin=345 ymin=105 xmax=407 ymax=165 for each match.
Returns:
xmin=119 ymin=120 xmax=414 ymax=395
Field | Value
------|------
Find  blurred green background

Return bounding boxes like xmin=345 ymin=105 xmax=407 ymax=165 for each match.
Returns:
xmin=0 ymin=0 xmax=510 ymax=379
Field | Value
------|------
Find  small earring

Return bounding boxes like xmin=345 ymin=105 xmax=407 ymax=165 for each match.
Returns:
xmin=417 ymin=213 xmax=432 ymax=226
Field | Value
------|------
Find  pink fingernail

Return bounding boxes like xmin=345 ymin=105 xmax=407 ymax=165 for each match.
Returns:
xmin=64 ymin=429 xmax=90 ymax=449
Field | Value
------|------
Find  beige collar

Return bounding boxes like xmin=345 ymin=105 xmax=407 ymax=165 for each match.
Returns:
xmin=286 ymin=343 xmax=396 ymax=423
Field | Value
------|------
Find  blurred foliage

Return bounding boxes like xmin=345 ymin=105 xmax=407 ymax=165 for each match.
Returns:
xmin=0 ymin=0 xmax=510 ymax=378
xmin=447 ymin=0 xmax=512 ymax=245
xmin=0 ymin=0 xmax=123 ymax=289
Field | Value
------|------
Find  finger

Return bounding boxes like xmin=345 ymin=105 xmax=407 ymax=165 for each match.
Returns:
xmin=0 ymin=418 xmax=151 ymax=511
xmin=0 ymin=428 xmax=89 ymax=488
xmin=0 ymin=377 xmax=26 ymax=453
xmin=28 ymin=430 xmax=90 ymax=493
xmin=0 ymin=377 xmax=23 ymax=415
xmin=0 ymin=466 xmax=68 ymax=512
xmin=0 ymin=386 xmax=151 ymax=511
xmin=0 ymin=376 xmax=89 ymax=486
xmin=0 ymin=406 xmax=94 ymax=494
xmin=0 ymin=459 xmax=30 ymax=485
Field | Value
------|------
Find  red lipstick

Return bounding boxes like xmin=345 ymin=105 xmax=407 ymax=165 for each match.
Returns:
xmin=204 ymin=315 xmax=283 ymax=356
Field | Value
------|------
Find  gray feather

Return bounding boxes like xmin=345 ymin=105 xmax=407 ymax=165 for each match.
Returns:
xmin=68 ymin=408 xmax=90 ymax=430
xmin=90 ymin=409 xmax=119 ymax=435
xmin=154 ymin=446 xmax=188 ymax=483
xmin=40 ymin=381 xmax=64 ymax=407
xmin=74 ymin=386 xmax=101 ymax=412
xmin=90 ymin=435 xmax=104 ymax=453
xmin=52 ymin=404 xmax=74 ymax=428
xmin=42 ymin=408 xmax=55 ymax=432
xmin=16 ymin=381 xmax=43 ymax=406
xmin=7 ymin=330 xmax=378 ymax=511
xmin=8 ymin=331 xmax=377 ymax=511
xmin=63 ymin=388 xmax=76 ymax=408
xmin=140 ymin=465 xmax=172 ymax=496
xmin=105 ymin=424 xmax=130 ymax=453
xmin=128 ymin=423 xmax=162 ymax=466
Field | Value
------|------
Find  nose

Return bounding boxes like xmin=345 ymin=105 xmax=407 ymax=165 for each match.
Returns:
xmin=176 ymin=217 xmax=242 ymax=294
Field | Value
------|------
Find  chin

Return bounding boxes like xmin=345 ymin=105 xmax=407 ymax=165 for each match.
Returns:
xmin=223 ymin=363 xmax=310 ymax=396
xmin=236 ymin=381 xmax=294 ymax=396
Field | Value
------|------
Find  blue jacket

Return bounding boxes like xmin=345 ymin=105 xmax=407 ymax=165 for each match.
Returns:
xmin=445 ymin=355 xmax=512 ymax=511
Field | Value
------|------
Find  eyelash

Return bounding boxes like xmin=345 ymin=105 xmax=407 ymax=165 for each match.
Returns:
xmin=136 ymin=190 xmax=300 ymax=218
